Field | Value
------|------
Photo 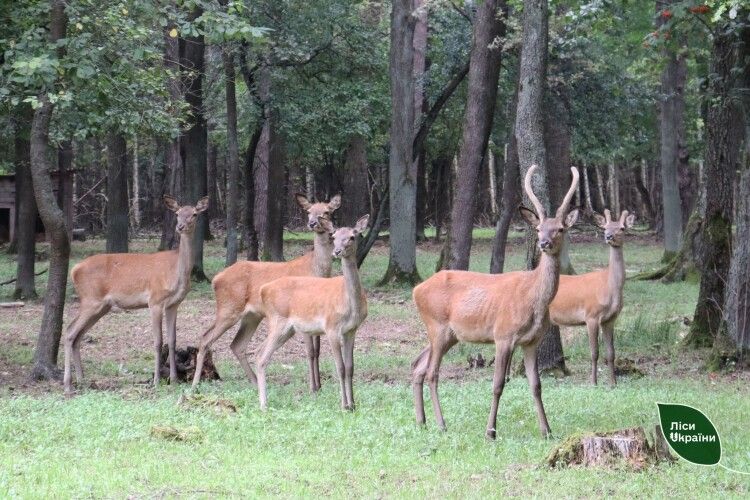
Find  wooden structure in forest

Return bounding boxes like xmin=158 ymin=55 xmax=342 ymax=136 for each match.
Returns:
xmin=0 ymin=170 xmax=75 ymax=243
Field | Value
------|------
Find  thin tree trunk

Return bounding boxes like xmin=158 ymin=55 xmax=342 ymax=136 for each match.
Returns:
xmin=130 ymin=136 xmax=140 ymax=229
xmin=445 ymin=0 xmax=506 ymax=270
xmin=634 ymin=159 xmax=656 ymax=227
xmin=608 ymin=161 xmax=619 ymax=215
xmin=106 ymin=131 xmax=128 ymax=252
xmin=658 ymin=0 xmax=686 ymax=260
xmin=224 ymin=49 xmax=240 ymax=266
xmin=207 ymin=141 xmax=219 ymax=221
xmin=180 ymin=9 xmax=209 ymax=280
xmin=29 ymin=0 xmax=69 ymax=380
xmin=490 ymin=134 xmax=520 ymax=274
xmin=340 ymin=135 xmax=370 ymax=226
xmin=13 ymin=105 xmax=37 ymax=300
xmin=594 ymin=165 xmax=606 ymax=211
xmin=582 ymin=165 xmax=593 ymax=212
xmin=380 ymin=0 xmax=419 ymax=285
xmin=264 ymin=115 xmax=285 ymax=262
xmin=413 ymin=0 xmax=428 ymax=241
xmin=244 ymin=125 xmax=261 ymax=261
xmin=723 ymin=167 xmax=750 ymax=353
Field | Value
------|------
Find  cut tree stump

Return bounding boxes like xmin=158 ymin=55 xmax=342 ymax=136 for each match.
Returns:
xmin=159 ymin=346 xmax=220 ymax=383
xmin=546 ymin=426 xmax=673 ymax=470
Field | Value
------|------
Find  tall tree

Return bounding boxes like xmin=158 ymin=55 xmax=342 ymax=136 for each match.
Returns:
xmin=28 ymin=0 xmax=70 ymax=380
xmin=180 ymin=6 xmax=209 ymax=279
xmin=106 ymin=132 xmax=129 ymax=253
xmin=515 ymin=0 xmax=566 ymax=372
xmin=339 ymin=135 xmax=370 ymax=226
xmin=224 ymin=49 xmax=240 ymax=266
xmin=657 ymin=0 xmax=686 ymax=261
xmin=13 ymin=105 xmax=37 ymax=300
xmin=684 ymin=17 xmax=743 ymax=347
xmin=445 ymin=0 xmax=507 ymax=270
xmin=380 ymin=0 xmax=419 ymax=284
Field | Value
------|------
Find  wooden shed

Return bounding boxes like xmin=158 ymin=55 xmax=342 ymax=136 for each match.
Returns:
xmin=0 ymin=170 xmax=75 ymax=243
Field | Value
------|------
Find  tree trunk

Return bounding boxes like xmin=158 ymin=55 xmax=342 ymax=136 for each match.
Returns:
xmin=634 ymin=159 xmax=656 ymax=228
xmin=180 ymin=10 xmax=209 ymax=280
xmin=582 ymin=165 xmax=593 ymax=212
xmin=28 ymin=0 xmax=69 ymax=381
xmin=13 ymin=105 xmax=37 ymax=300
xmin=413 ymin=0 xmax=428 ymax=241
xmin=380 ymin=0 xmax=419 ymax=285
xmin=723 ymin=167 xmax=750 ymax=353
xmin=607 ymin=161 xmax=620 ymax=215
xmin=658 ymin=0 xmax=686 ymax=261
xmin=224 ymin=49 xmax=240 ymax=266
xmin=207 ymin=141 xmax=219 ymax=221
xmin=130 ymin=136 xmax=140 ymax=229
xmin=515 ymin=0 xmax=566 ymax=373
xmin=264 ymin=115 xmax=285 ymax=262
xmin=594 ymin=165 xmax=606 ymax=211
xmin=244 ymin=125 xmax=261 ymax=261
xmin=685 ymin=24 xmax=743 ymax=347
xmin=159 ymin=16 xmax=182 ymax=251
xmin=253 ymin=73 xmax=271 ymax=252
xmin=339 ymin=135 xmax=370 ymax=226
xmin=445 ymin=0 xmax=506 ymax=270
xmin=490 ymin=135 xmax=520 ymax=274
xmin=106 ymin=131 xmax=128 ymax=253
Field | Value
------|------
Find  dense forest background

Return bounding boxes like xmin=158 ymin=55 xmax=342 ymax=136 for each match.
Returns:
xmin=0 ymin=0 xmax=748 ymax=379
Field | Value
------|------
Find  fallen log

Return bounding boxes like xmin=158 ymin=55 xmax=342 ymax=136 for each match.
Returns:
xmin=159 ymin=345 xmax=220 ymax=383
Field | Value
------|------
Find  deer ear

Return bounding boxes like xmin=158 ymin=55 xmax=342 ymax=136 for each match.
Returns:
xmin=318 ymin=216 xmax=335 ymax=234
xmin=163 ymin=195 xmax=180 ymax=213
xmin=625 ymin=214 xmax=636 ymax=228
xmin=518 ymin=206 xmax=540 ymax=227
xmin=564 ymin=208 xmax=580 ymax=228
xmin=295 ymin=193 xmax=312 ymax=210
xmin=328 ymin=194 xmax=342 ymax=211
xmin=593 ymin=212 xmax=607 ymax=228
xmin=353 ymin=214 xmax=370 ymax=234
xmin=195 ymin=196 xmax=209 ymax=214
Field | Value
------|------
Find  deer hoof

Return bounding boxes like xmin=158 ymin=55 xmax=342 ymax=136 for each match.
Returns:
xmin=485 ymin=429 xmax=497 ymax=440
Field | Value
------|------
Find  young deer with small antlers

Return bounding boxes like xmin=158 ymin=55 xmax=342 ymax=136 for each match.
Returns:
xmin=256 ymin=215 xmax=369 ymax=410
xmin=64 ymin=196 xmax=208 ymax=395
xmin=191 ymin=194 xmax=341 ymax=390
xmin=412 ymin=166 xmax=580 ymax=439
xmin=549 ymin=209 xmax=635 ymax=386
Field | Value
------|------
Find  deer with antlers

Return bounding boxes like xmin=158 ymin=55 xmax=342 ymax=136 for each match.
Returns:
xmin=549 ymin=209 xmax=635 ymax=386
xmin=256 ymin=215 xmax=369 ymax=410
xmin=63 ymin=196 xmax=208 ymax=395
xmin=412 ymin=166 xmax=579 ymax=439
xmin=190 ymin=194 xmax=341 ymax=390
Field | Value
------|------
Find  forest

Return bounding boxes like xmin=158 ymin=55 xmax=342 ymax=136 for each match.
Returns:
xmin=0 ymin=0 xmax=749 ymax=497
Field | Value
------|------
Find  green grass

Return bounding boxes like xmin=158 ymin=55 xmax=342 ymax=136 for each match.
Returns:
xmin=1 ymin=226 xmax=749 ymax=497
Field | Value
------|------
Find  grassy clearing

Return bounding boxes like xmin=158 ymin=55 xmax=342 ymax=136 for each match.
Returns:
xmin=1 ymin=226 xmax=749 ymax=497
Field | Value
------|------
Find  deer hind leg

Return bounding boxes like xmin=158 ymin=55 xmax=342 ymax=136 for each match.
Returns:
xmin=485 ymin=342 xmax=514 ymax=440
xmin=426 ymin=332 xmax=457 ymax=431
xmin=255 ymin=317 xmax=295 ymax=410
xmin=164 ymin=305 xmax=179 ymax=384
xmin=326 ymin=333 xmax=348 ymax=410
xmin=63 ymin=301 xmax=110 ymax=395
xmin=601 ymin=320 xmax=616 ymax=386
xmin=150 ymin=306 xmax=164 ymax=387
xmin=303 ymin=335 xmax=322 ymax=393
xmin=229 ymin=313 xmax=262 ymax=386
xmin=342 ymin=331 xmax=356 ymax=411
xmin=523 ymin=344 xmax=551 ymax=438
xmin=191 ymin=310 xmax=241 ymax=389
xmin=411 ymin=346 xmax=431 ymax=425
xmin=586 ymin=319 xmax=600 ymax=385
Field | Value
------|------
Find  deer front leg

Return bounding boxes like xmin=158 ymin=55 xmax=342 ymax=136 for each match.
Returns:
xmin=586 ymin=319 xmax=600 ymax=385
xmin=229 ymin=314 xmax=262 ymax=386
xmin=426 ymin=336 xmax=457 ymax=431
xmin=255 ymin=317 xmax=295 ymax=410
xmin=485 ymin=342 xmax=513 ymax=440
xmin=303 ymin=335 xmax=320 ymax=393
xmin=523 ymin=344 xmax=551 ymax=438
xmin=165 ymin=305 xmax=179 ymax=384
xmin=342 ymin=331 xmax=356 ymax=411
xmin=411 ymin=346 xmax=431 ymax=426
xmin=150 ymin=306 xmax=164 ymax=387
xmin=327 ymin=333 xmax=348 ymax=410
xmin=601 ymin=320 xmax=617 ymax=386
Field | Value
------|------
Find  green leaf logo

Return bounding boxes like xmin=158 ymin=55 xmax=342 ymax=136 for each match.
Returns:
xmin=656 ymin=403 xmax=721 ymax=466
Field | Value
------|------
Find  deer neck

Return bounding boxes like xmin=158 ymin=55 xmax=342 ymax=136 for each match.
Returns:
xmin=312 ymin=231 xmax=333 ymax=278
xmin=532 ymin=251 xmax=561 ymax=311
xmin=341 ymin=252 xmax=365 ymax=318
xmin=174 ymin=230 xmax=195 ymax=293
xmin=607 ymin=244 xmax=625 ymax=308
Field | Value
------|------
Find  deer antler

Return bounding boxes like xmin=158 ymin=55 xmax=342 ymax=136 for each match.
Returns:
xmin=555 ymin=167 xmax=580 ymax=218
xmin=524 ymin=165 xmax=546 ymax=219
xmin=619 ymin=210 xmax=629 ymax=225
xmin=604 ymin=209 xmax=612 ymax=223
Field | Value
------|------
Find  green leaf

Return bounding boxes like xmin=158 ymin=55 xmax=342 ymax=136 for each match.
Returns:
xmin=657 ymin=403 xmax=721 ymax=466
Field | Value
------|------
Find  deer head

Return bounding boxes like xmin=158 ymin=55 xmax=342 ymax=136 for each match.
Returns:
xmin=319 ymin=215 xmax=369 ymax=258
xmin=593 ymin=209 xmax=636 ymax=247
xmin=295 ymin=194 xmax=341 ymax=233
xmin=163 ymin=195 xmax=209 ymax=234
xmin=518 ymin=165 xmax=580 ymax=255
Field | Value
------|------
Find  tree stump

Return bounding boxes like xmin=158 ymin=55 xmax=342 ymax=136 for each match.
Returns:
xmin=159 ymin=346 xmax=220 ymax=383
xmin=546 ymin=426 xmax=673 ymax=470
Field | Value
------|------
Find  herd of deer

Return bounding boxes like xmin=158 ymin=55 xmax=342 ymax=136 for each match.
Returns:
xmin=61 ymin=165 xmax=635 ymax=438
